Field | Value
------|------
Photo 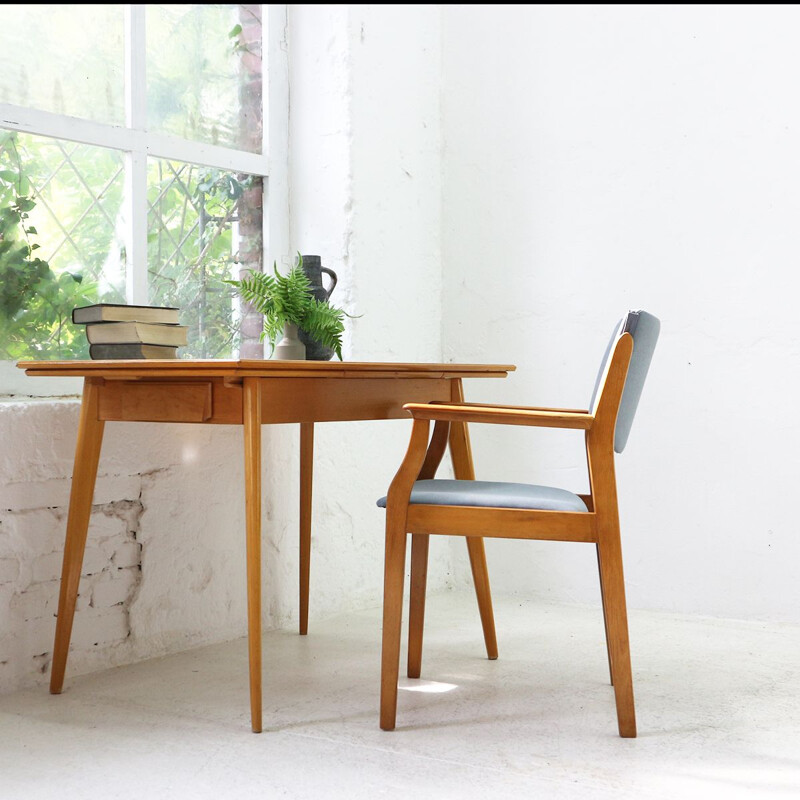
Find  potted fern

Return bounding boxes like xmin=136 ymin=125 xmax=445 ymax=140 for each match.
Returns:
xmin=226 ymin=257 xmax=349 ymax=360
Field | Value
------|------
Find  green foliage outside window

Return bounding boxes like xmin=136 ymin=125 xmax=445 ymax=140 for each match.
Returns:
xmin=147 ymin=162 xmax=256 ymax=358
xmin=0 ymin=133 xmax=256 ymax=362
xmin=0 ymin=132 xmax=97 ymax=360
xmin=0 ymin=5 xmax=263 ymax=364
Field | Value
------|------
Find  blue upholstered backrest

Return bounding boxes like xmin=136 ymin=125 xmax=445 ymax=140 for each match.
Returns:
xmin=589 ymin=310 xmax=660 ymax=453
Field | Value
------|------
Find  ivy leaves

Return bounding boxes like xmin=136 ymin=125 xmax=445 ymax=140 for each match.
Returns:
xmin=0 ymin=133 xmax=93 ymax=357
xmin=0 ymin=175 xmax=54 ymax=317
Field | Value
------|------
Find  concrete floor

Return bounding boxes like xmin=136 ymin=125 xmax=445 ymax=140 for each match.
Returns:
xmin=0 ymin=591 xmax=798 ymax=800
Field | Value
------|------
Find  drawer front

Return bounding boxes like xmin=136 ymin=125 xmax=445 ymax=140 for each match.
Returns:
xmin=98 ymin=381 xmax=213 ymax=422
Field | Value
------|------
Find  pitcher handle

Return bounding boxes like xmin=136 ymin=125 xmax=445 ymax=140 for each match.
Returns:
xmin=320 ymin=267 xmax=338 ymax=300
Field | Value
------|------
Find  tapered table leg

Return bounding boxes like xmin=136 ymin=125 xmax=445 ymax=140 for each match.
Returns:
xmin=299 ymin=422 xmax=314 ymax=635
xmin=448 ymin=379 xmax=498 ymax=660
xmin=243 ymin=378 xmax=263 ymax=733
xmin=50 ymin=378 xmax=106 ymax=694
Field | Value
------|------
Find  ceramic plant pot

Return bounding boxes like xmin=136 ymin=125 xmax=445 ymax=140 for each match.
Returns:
xmin=273 ymin=322 xmax=306 ymax=360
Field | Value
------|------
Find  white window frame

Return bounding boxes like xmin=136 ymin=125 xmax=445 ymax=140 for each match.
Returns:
xmin=0 ymin=3 xmax=288 ymax=397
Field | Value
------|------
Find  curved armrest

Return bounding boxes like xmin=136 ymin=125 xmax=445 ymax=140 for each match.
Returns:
xmin=403 ymin=402 xmax=594 ymax=429
xmin=434 ymin=400 xmax=589 ymax=414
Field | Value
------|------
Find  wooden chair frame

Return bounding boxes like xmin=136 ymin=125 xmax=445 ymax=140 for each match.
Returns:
xmin=380 ymin=332 xmax=638 ymax=737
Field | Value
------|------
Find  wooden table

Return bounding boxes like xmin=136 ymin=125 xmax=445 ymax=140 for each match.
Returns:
xmin=17 ymin=359 xmax=515 ymax=731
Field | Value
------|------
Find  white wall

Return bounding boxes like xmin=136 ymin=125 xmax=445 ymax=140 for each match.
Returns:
xmin=284 ymin=1 xmax=459 ymax=624
xmin=441 ymin=5 xmax=800 ymax=623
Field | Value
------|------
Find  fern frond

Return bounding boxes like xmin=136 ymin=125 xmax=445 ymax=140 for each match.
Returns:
xmin=300 ymin=300 xmax=346 ymax=360
xmin=224 ymin=259 xmax=352 ymax=359
xmin=270 ymin=264 xmax=313 ymax=323
xmin=263 ymin=311 xmax=284 ymax=351
xmin=224 ymin=272 xmax=277 ymax=316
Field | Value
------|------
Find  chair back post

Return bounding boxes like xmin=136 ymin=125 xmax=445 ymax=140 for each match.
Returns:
xmin=587 ymin=333 xmax=633 ymax=511
xmin=592 ymin=333 xmax=634 ymax=440
xmin=585 ymin=331 xmax=640 ymax=738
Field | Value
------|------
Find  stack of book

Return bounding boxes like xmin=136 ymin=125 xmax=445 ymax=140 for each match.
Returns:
xmin=71 ymin=303 xmax=188 ymax=359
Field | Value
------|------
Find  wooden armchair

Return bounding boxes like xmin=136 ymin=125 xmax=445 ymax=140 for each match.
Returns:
xmin=377 ymin=311 xmax=660 ymax=737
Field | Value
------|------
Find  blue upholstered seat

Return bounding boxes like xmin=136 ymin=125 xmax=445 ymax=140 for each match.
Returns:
xmin=377 ymin=479 xmax=588 ymax=512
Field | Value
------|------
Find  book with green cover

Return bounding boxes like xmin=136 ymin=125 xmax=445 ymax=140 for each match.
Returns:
xmin=85 ymin=321 xmax=188 ymax=346
xmin=72 ymin=303 xmax=180 ymax=325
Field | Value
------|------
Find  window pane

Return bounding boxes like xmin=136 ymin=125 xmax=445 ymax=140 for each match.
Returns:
xmin=0 ymin=131 xmax=125 ymax=361
xmin=147 ymin=158 xmax=263 ymax=358
xmin=0 ymin=5 xmax=124 ymax=125
xmin=147 ymin=4 xmax=263 ymax=153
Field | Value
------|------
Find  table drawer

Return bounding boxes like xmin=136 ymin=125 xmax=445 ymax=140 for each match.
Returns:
xmin=98 ymin=381 xmax=213 ymax=422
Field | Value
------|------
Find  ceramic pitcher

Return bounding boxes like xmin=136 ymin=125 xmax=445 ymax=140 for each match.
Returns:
xmin=299 ymin=254 xmax=338 ymax=360
xmin=300 ymin=254 xmax=338 ymax=303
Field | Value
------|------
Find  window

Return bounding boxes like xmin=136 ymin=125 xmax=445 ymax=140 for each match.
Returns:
xmin=0 ymin=4 xmax=271 ymax=394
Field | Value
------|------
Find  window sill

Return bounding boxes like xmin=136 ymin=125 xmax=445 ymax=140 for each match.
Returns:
xmin=0 ymin=361 xmax=82 ymax=398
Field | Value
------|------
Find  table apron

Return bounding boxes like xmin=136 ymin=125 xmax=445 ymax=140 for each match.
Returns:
xmin=95 ymin=376 xmax=454 ymax=424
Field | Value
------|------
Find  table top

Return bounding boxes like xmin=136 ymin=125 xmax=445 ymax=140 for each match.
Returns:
xmin=17 ymin=359 xmax=516 ymax=380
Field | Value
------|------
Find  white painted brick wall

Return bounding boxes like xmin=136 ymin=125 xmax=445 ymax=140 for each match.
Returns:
xmin=9 ymin=582 xmax=58 ymax=621
xmin=111 ymin=542 xmax=141 ymax=569
xmin=0 ymin=488 xmax=143 ymax=692
xmin=90 ymin=568 xmax=139 ymax=609
xmin=70 ymin=607 xmax=131 ymax=650
xmin=15 ymin=615 xmax=56 ymax=659
xmin=30 ymin=553 xmax=64 ymax=584
xmin=0 ymin=400 xmax=253 ymax=695
xmin=0 ymin=559 xmax=17 ymax=583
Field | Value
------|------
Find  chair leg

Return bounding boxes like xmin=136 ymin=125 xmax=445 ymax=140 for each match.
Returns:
xmin=596 ymin=544 xmax=614 ymax=685
xmin=596 ymin=525 xmax=636 ymax=738
xmin=380 ymin=518 xmax=408 ymax=731
xmin=407 ymin=533 xmax=429 ymax=679
xmin=465 ymin=538 xmax=498 ymax=660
